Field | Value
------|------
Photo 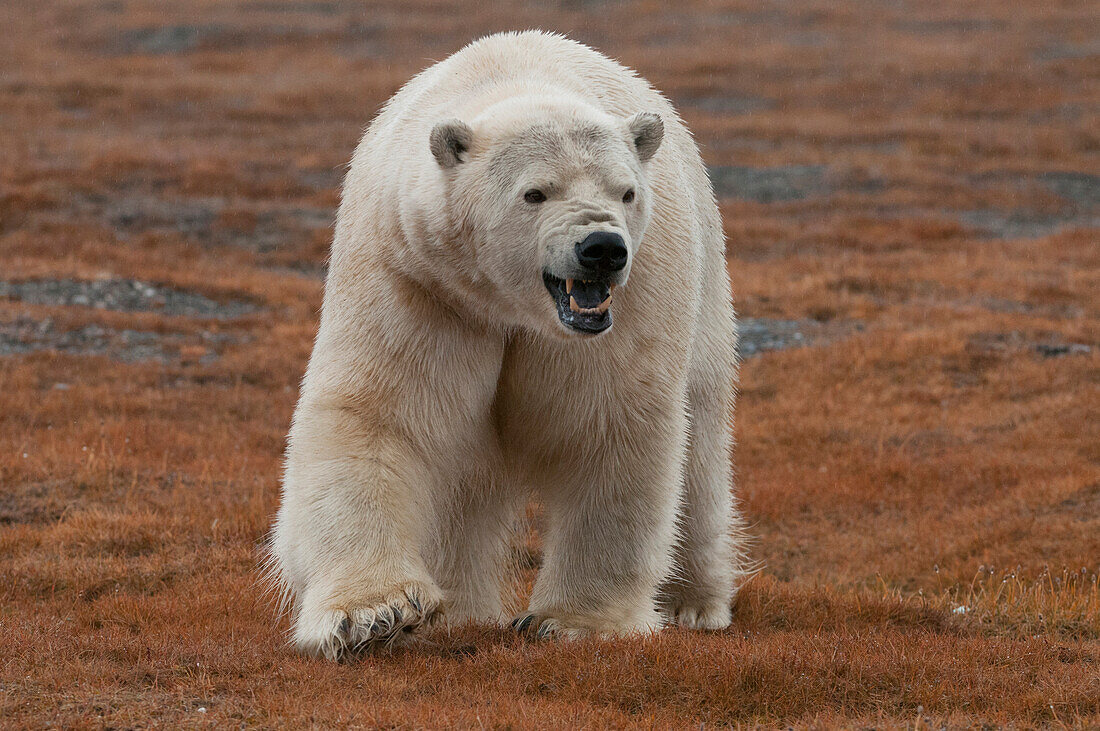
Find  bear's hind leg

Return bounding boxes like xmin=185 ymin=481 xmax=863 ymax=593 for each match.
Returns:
xmin=662 ymin=351 xmax=748 ymax=630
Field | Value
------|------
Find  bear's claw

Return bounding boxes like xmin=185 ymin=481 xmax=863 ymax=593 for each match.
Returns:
xmin=510 ymin=612 xmax=583 ymax=640
xmin=297 ymin=582 xmax=442 ymax=661
xmin=510 ymin=613 xmax=535 ymax=633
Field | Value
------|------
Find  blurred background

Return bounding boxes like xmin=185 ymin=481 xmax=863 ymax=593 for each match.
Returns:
xmin=3 ymin=0 xmax=1097 ymax=275
xmin=1 ymin=0 xmax=1097 ymax=727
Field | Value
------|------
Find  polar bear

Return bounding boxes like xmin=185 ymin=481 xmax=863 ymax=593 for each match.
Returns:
xmin=268 ymin=31 xmax=747 ymax=659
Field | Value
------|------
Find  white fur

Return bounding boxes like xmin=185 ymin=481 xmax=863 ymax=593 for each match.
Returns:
xmin=268 ymin=31 xmax=748 ymax=658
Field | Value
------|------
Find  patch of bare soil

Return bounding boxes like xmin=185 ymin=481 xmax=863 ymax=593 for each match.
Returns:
xmin=0 ymin=315 xmax=243 ymax=363
xmin=739 ymin=317 xmax=862 ymax=357
xmin=0 ymin=278 xmax=260 ymax=319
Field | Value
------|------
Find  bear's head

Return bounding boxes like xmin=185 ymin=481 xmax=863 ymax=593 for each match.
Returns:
xmin=429 ymin=98 xmax=663 ymax=337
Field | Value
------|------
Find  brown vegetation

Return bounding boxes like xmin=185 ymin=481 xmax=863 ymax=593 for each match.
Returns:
xmin=1 ymin=0 xmax=1097 ymax=727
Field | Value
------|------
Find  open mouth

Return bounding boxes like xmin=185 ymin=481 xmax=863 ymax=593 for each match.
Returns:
xmin=542 ymin=272 xmax=614 ymax=334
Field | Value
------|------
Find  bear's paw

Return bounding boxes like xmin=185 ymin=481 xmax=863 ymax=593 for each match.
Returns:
xmin=510 ymin=608 xmax=662 ymax=640
xmin=668 ymin=599 xmax=732 ymax=631
xmin=293 ymin=579 xmax=443 ymax=660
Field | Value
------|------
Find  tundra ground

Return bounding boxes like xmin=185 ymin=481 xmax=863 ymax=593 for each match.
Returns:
xmin=1 ymin=0 xmax=1097 ymax=727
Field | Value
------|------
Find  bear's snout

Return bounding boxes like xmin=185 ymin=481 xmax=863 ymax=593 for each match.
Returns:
xmin=575 ymin=231 xmax=628 ymax=274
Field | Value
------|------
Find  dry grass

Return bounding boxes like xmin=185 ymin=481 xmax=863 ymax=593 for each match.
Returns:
xmin=937 ymin=567 xmax=1099 ymax=640
xmin=1 ymin=0 xmax=1098 ymax=727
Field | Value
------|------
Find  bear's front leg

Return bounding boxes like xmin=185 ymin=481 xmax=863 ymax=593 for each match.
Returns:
xmin=271 ymin=401 xmax=444 ymax=660
xmin=516 ymin=417 xmax=686 ymax=639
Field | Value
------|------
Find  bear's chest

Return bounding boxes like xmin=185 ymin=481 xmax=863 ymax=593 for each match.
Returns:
xmin=490 ymin=327 xmax=690 ymax=485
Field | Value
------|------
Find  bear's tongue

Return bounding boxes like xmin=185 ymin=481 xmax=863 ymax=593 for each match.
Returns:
xmin=567 ymin=278 xmax=611 ymax=311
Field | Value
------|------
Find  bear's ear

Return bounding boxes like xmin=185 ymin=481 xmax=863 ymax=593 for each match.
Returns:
xmin=626 ymin=112 xmax=664 ymax=163
xmin=430 ymin=119 xmax=474 ymax=169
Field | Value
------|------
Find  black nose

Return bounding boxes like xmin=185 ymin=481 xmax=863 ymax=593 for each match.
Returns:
xmin=575 ymin=231 xmax=628 ymax=273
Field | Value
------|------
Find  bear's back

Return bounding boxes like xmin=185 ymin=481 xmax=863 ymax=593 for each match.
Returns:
xmin=365 ymin=32 xmax=688 ymax=163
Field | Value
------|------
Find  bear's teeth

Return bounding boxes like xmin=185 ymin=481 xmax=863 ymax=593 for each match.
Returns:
xmin=596 ymin=295 xmax=612 ymax=313
xmin=569 ymin=295 xmax=581 ymax=312
xmin=566 ymin=278 xmax=574 ymax=294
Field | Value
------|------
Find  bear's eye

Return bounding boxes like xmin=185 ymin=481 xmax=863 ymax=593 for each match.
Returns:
xmin=524 ymin=189 xmax=547 ymax=204
xmin=622 ymin=189 xmax=636 ymax=203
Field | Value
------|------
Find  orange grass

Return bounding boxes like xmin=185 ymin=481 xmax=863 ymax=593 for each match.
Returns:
xmin=1 ymin=0 xmax=1098 ymax=727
